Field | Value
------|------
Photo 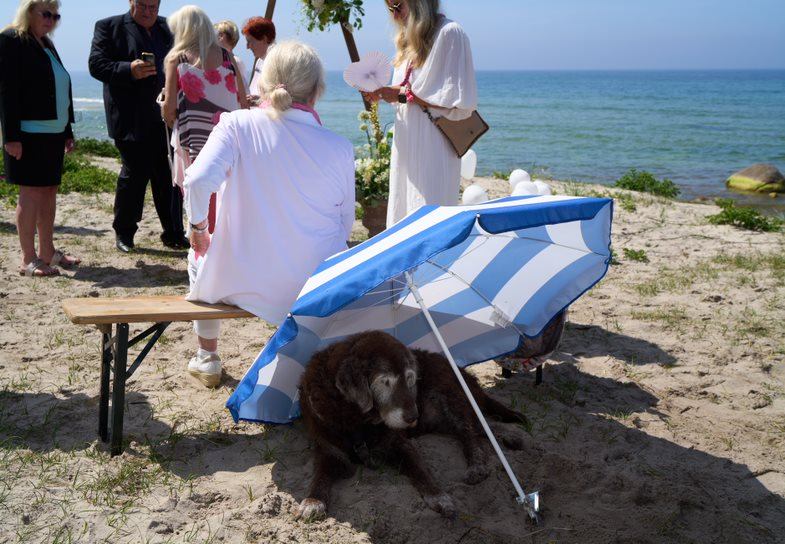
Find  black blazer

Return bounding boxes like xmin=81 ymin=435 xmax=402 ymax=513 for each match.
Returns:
xmin=88 ymin=12 xmax=173 ymax=142
xmin=0 ymin=29 xmax=74 ymax=142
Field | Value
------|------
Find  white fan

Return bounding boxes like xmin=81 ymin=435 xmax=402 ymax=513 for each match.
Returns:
xmin=343 ymin=51 xmax=393 ymax=92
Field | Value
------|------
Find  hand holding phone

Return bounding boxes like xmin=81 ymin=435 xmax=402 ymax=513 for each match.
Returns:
xmin=132 ymin=53 xmax=157 ymax=80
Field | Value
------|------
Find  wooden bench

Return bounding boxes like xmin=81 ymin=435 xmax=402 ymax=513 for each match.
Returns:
xmin=62 ymin=295 xmax=254 ymax=456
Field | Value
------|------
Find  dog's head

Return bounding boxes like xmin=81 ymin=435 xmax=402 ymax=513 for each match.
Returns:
xmin=334 ymin=331 xmax=419 ymax=429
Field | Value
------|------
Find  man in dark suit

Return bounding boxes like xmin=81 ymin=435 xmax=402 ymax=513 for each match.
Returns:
xmin=89 ymin=0 xmax=188 ymax=252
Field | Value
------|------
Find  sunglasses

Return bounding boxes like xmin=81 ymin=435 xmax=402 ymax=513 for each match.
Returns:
xmin=38 ymin=10 xmax=61 ymax=21
xmin=387 ymin=2 xmax=402 ymax=13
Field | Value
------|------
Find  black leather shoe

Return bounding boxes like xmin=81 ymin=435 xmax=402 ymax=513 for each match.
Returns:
xmin=160 ymin=233 xmax=190 ymax=250
xmin=116 ymin=237 xmax=134 ymax=253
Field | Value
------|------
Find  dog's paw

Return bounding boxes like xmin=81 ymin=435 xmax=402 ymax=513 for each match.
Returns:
xmin=463 ymin=463 xmax=491 ymax=484
xmin=423 ymin=492 xmax=456 ymax=518
xmin=294 ymin=497 xmax=326 ymax=522
xmin=499 ymin=430 xmax=526 ymax=450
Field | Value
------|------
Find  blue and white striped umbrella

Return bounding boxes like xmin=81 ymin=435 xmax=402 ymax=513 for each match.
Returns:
xmin=227 ymin=194 xmax=613 ymax=425
xmin=227 ymin=194 xmax=612 ymax=518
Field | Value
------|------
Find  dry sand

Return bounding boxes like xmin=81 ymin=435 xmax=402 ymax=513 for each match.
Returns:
xmin=0 ymin=173 xmax=783 ymax=543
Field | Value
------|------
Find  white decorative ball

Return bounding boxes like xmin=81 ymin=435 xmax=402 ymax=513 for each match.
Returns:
xmin=460 ymin=149 xmax=477 ymax=179
xmin=533 ymin=180 xmax=552 ymax=195
xmin=509 ymin=169 xmax=531 ymax=190
xmin=511 ymin=181 xmax=538 ymax=196
xmin=462 ymin=183 xmax=489 ymax=205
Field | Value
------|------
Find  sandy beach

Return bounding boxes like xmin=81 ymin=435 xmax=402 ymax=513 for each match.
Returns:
xmin=0 ymin=174 xmax=783 ymax=543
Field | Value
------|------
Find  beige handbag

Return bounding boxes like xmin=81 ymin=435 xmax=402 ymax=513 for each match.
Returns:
xmin=422 ymin=107 xmax=489 ymax=158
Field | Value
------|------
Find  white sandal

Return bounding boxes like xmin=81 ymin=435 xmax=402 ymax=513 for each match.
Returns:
xmin=49 ymin=249 xmax=81 ymax=268
xmin=19 ymin=258 xmax=60 ymax=277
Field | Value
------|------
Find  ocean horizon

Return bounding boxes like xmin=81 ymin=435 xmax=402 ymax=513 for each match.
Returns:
xmin=71 ymin=69 xmax=785 ymax=211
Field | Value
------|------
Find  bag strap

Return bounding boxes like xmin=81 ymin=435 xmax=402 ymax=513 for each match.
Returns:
xmin=420 ymin=104 xmax=437 ymax=124
xmin=401 ymin=61 xmax=444 ymax=125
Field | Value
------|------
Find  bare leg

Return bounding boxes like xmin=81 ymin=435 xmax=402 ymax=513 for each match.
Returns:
xmin=198 ymin=336 xmax=218 ymax=352
xmin=16 ymin=186 xmax=42 ymax=265
xmin=35 ymin=186 xmax=59 ymax=264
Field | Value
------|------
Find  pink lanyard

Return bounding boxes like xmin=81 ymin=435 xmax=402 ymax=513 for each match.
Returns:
xmin=258 ymin=100 xmax=322 ymax=126
xmin=399 ymin=63 xmax=415 ymax=103
xmin=400 ymin=62 xmax=413 ymax=87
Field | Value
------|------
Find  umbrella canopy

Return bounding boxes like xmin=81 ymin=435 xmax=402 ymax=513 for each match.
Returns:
xmin=227 ymin=194 xmax=613 ymax=424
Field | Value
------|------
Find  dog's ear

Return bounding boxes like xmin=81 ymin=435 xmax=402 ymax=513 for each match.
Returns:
xmin=335 ymin=356 xmax=373 ymax=413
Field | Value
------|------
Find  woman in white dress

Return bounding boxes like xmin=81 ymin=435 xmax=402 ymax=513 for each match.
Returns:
xmin=183 ymin=41 xmax=355 ymax=387
xmin=367 ymin=0 xmax=477 ymax=228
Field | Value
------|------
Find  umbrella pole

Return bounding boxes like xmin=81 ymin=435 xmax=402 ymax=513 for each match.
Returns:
xmin=405 ymin=273 xmax=541 ymax=522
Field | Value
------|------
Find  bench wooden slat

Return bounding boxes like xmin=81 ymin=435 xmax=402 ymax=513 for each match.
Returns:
xmin=62 ymin=295 xmax=255 ymax=325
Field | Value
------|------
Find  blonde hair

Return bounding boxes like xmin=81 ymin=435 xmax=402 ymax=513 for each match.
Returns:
xmin=390 ymin=0 xmax=440 ymax=68
xmin=165 ymin=5 xmax=218 ymax=68
xmin=260 ymin=41 xmax=325 ymax=118
xmin=214 ymin=20 xmax=239 ymax=48
xmin=4 ymin=0 xmax=60 ymax=38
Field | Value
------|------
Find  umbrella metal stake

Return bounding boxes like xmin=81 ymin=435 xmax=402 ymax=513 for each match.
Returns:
xmin=405 ymin=272 xmax=541 ymax=522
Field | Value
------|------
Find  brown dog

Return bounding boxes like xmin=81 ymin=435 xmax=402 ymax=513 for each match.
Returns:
xmin=295 ymin=330 xmax=527 ymax=520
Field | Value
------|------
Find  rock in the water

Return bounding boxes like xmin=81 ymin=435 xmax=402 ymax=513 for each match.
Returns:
xmin=726 ymin=163 xmax=785 ymax=193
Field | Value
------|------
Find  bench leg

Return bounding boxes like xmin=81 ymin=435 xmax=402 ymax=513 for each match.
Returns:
xmin=99 ymin=328 xmax=112 ymax=442
xmin=109 ymin=323 xmax=129 ymax=457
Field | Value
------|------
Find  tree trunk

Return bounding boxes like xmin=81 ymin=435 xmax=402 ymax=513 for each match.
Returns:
xmin=340 ymin=17 xmax=371 ymax=111
xmin=264 ymin=0 xmax=276 ymax=19
xmin=339 ymin=19 xmax=360 ymax=62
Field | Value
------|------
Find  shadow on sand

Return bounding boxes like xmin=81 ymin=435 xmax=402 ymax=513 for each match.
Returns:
xmin=69 ymin=261 xmax=189 ymax=289
xmin=0 ymin=389 xmax=170 ymax=455
xmin=260 ymin=361 xmax=784 ymax=543
xmin=3 ymin=323 xmax=782 ymax=543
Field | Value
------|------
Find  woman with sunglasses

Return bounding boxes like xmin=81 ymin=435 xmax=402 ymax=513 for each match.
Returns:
xmin=0 ymin=0 xmax=79 ymax=277
xmin=366 ymin=0 xmax=477 ymax=228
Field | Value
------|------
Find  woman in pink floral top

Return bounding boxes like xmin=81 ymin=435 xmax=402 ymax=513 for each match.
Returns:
xmin=161 ymin=5 xmax=248 ymax=233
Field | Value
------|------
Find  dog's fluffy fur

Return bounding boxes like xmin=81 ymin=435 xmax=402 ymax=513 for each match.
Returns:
xmin=295 ymin=330 xmax=527 ymax=520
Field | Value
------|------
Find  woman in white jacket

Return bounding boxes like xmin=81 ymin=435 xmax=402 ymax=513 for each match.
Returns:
xmin=183 ymin=41 xmax=355 ymax=387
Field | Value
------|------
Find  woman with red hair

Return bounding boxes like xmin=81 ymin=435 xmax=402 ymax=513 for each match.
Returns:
xmin=241 ymin=16 xmax=275 ymax=104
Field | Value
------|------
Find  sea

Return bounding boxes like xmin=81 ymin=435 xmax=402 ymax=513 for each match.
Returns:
xmin=71 ymin=69 xmax=785 ymax=212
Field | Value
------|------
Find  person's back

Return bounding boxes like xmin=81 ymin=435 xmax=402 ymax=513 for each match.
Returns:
xmin=181 ymin=40 xmax=355 ymax=388
xmin=186 ymin=105 xmax=354 ymax=322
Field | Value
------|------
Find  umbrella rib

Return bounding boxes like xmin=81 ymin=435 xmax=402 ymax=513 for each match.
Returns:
xmin=516 ymin=234 xmax=604 ymax=255
xmin=420 ymin=259 xmax=526 ymax=336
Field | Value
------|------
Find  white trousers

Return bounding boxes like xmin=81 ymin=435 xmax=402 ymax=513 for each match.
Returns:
xmin=187 ymin=248 xmax=221 ymax=339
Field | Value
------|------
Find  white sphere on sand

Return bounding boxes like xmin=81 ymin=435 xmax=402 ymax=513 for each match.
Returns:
xmin=460 ymin=149 xmax=477 ymax=179
xmin=511 ymin=181 xmax=538 ymax=196
xmin=509 ymin=169 xmax=531 ymax=190
xmin=533 ymin=180 xmax=552 ymax=195
xmin=462 ymin=183 xmax=489 ymax=205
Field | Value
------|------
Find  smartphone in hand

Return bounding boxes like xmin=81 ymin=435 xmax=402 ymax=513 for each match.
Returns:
xmin=141 ymin=52 xmax=155 ymax=64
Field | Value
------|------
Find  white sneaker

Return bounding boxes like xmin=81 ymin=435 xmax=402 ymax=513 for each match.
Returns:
xmin=188 ymin=349 xmax=222 ymax=388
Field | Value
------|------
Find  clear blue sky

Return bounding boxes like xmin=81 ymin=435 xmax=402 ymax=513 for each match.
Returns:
xmin=2 ymin=0 xmax=783 ymax=73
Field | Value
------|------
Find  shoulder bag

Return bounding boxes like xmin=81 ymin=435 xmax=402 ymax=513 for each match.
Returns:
xmin=421 ymin=106 xmax=489 ymax=158
xmin=399 ymin=62 xmax=488 ymax=158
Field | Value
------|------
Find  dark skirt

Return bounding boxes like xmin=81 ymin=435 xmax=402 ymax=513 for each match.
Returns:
xmin=2 ymin=131 xmax=67 ymax=187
